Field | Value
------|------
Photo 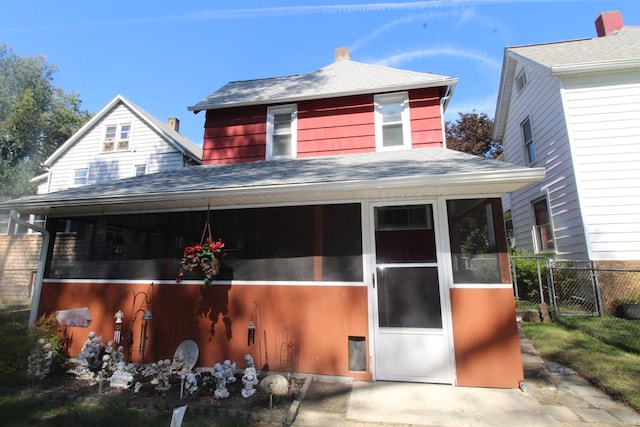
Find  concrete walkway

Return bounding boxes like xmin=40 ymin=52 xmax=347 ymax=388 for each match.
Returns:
xmin=292 ymin=328 xmax=640 ymax=426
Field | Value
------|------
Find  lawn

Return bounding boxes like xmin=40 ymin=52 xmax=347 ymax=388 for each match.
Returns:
xmin=521 ymin=321 xmax=640 ymax=412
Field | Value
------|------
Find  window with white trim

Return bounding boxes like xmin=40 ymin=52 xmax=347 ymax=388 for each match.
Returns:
xmin=134 ymin=164 xmax=147 ymax=177
xmin=374 ymin=92 xmax=411 ymax=151
xmin=516 ymin=69 xmax=528 ymax=93
xmin=73 ymin=168 xmax=88 ymax=186
xmin=532 ymin=197 xmax=554 ymax=253
xmin=14 ymin=213 xmax=46 ymax=235
xmin=0 ymin=211 xmax=10 ymax=235
xmin=521 ymin=117 xmax=536 ymax=164
xmin=266 ymin=105 xmax=297 ymax=160
xmin=103 ymin=123 xmax=131 ymax=152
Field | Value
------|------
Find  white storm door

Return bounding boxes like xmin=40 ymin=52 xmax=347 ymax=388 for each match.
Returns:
xmin=372 ymin=203 xmax=453 ymax=383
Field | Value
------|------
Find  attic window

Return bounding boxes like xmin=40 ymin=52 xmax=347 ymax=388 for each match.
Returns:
xmin=516 ymin=69 xmax=528 ymax=93
xmin=103 ymin=123 xmax=132 ymax=152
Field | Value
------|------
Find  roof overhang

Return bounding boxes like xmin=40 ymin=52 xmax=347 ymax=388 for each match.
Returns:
xmin=1 ymin=155 xmax=544 ymax=217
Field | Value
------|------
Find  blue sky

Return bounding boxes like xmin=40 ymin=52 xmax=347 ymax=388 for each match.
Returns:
xmin=2 ymin=0 xmax=639 ymax=145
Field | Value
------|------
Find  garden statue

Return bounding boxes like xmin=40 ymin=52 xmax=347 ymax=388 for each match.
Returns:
xmin=27 ymin=338 xmax=53 ymax=380
xmin=134 ymin=381 xmax=142 ymax=393
xmin=104 ymin=340 xmax=117 ymax=370
xmin=77 ymin=331 xmax=103 ymax=371
xmin=185 ymin=372 xmax=199 ymax=394
xmin=241 ymin=366 xmax=259 ymax=398
xmin=114 ymin=345 xmax=125 ymax=365
xmin=244 ymin=354 xmax=255 ymax=369
xmin=155 ymin=359 xmax=172 ymax=391
xmin=212 ymin=363 xmax=229 ymax=398
xmin=109 ymin=361 xmax=134 ymax=389
xmin=221 ymin=359 xmax=237 ymax=383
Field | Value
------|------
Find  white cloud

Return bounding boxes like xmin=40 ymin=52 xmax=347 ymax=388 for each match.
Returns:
xmin=375 ymin=47 xmax=502 ymax=70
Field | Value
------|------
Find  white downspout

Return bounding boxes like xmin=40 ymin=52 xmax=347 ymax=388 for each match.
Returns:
xmin=10 ymin=210 xmax=50 ymax=328
xmin=440 ymin=84 xmax=453 ymax=149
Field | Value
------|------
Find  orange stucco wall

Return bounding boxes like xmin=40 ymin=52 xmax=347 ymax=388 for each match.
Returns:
xmin=39 ymin=281 xmax=371 ymax=380
xmin=450 ymin=287 xmax=523 ymax=388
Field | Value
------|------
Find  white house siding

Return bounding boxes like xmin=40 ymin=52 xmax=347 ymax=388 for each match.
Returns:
xmin=562 ymin=71 xmax=640 ymax=261
xmin=43 ymin=103 xmax=187 ymax=194
xmin=504 ymin=61 xmax=588 ymax=259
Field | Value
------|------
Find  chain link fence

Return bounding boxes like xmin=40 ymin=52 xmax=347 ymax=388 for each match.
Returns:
xmin=511 ymin=256 xmax=640 ymax=354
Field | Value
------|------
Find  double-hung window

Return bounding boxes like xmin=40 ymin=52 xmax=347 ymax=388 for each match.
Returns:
xmin=267 ymin=105 xmax=297 ymax=160
xmin=103 ymin=123 xmax=132 ymax=152
xmin=73 ymin=168 xmax=89 ymax=186
xmin=521 ymin=117 xmax=536 ymax=164
xmin=532 ymin=197 xmax=554 ymax=253
xmin=374 ymin=92 xmax=411 ymax=151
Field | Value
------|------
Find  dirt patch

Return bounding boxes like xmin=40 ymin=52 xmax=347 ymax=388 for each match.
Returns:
xmin=11 ymin=369 xmax=305 ymax=420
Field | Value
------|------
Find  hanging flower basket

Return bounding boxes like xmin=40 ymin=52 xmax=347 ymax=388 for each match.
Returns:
xmin=176 ymin=214 xmax=226 ymax=285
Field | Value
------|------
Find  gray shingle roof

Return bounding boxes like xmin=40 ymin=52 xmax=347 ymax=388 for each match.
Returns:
xmin=0 ymin=148 xmax=543 ymax=216
xmin=508 ymin=26 xmax=640 ymax=73
xmin=189 ymin=60 xmax=457 ymax=112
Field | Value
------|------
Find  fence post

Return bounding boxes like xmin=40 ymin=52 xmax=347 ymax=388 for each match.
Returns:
xmin=547 ymin=259 xmax=558 ymax=320
xmin=536 ymin=257 xmax=544 ymax=305
xmin=590 ymin=260 xmax=604 ymax=316
xmin=511 ymin=258 xmax=520 ymax=302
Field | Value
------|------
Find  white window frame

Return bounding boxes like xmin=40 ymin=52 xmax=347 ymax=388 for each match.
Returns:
xmin=72 ymin=168 xmax=89 ymax=187
xmin=374 ymin=91 xmax=412 ymax=151
xmin=134 ymin=164 xmax=147 ymax=177
xmin=0 ymin=210 xmax=10 ymax=235
xmin=521 ymin=116 xmax=536 ymax=164
xmin=14 ymin=213 xmax=46 ymax=235
xmin=516 ymin=68 xmax=528 ymax=93
xmin=531 ymin=197 xmax=555 ymax=254
xmin=103 ymin=123 xmax=132 ymax=152
xmin=266 ymin=104 xmax=297 ymax=160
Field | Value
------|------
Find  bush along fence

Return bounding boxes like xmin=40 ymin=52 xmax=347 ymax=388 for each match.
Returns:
xmin=510 ymin=256 xmax=640 ymax=354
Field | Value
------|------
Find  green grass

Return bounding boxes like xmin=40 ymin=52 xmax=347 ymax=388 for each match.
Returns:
xmin=558 ymin=316 xmax=640 ymax=354
xmin=521 ymin=322 xmax=640 ymax=412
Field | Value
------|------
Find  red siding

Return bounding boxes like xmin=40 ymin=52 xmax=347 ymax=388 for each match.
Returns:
xmin=451 ymin=287 xmax=524 ymax=388
xmin=201 ymin=88 xmax=445 ymax=165
xmin=202 ymin=105 xmax=267 ymax=164
xmin=409 ymin=88 xmax=444 ymax=149
xmin=39 ymin=281 xmax=372 ymax=380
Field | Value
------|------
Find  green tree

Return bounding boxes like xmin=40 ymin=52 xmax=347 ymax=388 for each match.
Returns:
xmin=0 ymin=44 xmax=91 ymax=196
xmin=445 ymin=111 xmax=501 ymax=159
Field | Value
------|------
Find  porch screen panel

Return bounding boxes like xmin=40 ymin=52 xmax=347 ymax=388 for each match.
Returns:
xmin=446 ymin=198 xmax=502 ymax=284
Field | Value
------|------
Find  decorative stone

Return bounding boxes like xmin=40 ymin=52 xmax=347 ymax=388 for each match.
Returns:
xmin=172 ymin=340 xmax=199 ymax=375
xmin=260 ymin=374 xmax=289 ymax=396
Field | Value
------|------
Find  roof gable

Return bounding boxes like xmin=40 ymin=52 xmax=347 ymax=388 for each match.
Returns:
xmin=44 ymin=94 xmax=202 ymax=167
xmin=189 ymin=60 xmax=457 ymax=112
xmin=494 ymin=25 xmax=640 ymax=142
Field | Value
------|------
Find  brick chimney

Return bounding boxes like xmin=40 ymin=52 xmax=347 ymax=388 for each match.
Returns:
xmin=167 ymin=117 xmax=180 ymax=133
xmin=595 ymin=11 xmax=623 ymax=37
xmin=335 ymin=47 xmax=350 ymax=62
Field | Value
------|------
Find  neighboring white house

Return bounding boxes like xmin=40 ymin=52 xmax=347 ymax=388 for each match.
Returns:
xmin=494 ymin=11 xmax=640 ymax=267
xmin=0 ymin=94 xmax=202 ymax=308
xmin=33 ymin=94 xmax=202 ymax=194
